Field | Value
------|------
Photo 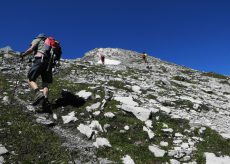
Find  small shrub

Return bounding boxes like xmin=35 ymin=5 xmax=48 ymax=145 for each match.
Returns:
xmin=146 ymin=94 xmax=157 ymax=100
xmin=219 ymin=80 xmax=230 ymax=85
xmin=172 ymin=76 xmax=193 ymax=83
xmin=174 ymin=99 xmax=194 ymax=109
xmin=202 ymin=72 xmax=228 ymax=80
xmin=160 ymin=66 xmax=167 ymax=73
xmin=170 ymin=81 xmax=188 ymax=89
xmin=198 ymin=104 xmax=210 ymax=112
xmin=108 ymin=80 xmax=131 ymax=91
xmin=223 ymin=92 xmax=230 ymax=95
xmin=181 ymin=69 xmax=195 ymax=75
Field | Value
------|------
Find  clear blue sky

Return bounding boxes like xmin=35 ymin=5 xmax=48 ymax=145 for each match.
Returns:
xmin=1 ymin=0 xmax=230 ymax=75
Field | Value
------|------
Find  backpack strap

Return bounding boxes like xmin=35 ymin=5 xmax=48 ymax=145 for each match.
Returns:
xmin=33 ymin=38 xmax=46 ymax=55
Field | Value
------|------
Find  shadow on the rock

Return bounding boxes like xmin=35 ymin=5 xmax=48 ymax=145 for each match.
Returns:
xmin=52 ymin=90 xmax=86 ymax=109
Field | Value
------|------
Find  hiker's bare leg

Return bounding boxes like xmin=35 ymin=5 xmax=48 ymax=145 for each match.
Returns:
xmin=43 ymin=87 xmax=49 ymax=98
xmin=42 ymin=83 xmax=49 ymax=98
xmin=28 ymin=80 xmax=39 ymax=90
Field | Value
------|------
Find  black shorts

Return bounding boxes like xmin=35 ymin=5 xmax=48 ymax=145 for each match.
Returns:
xmin=27 ymin=58 xmax=52 ymax=83
xmin=101 ymin=56 xmax=105 ymax=62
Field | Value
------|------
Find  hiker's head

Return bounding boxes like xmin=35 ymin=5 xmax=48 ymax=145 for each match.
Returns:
xmin=36 ymin=33 xmax=46 ymax=39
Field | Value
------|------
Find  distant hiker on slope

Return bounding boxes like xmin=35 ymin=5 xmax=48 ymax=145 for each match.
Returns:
xmin=20 ymin=33 xmax=62 ymax=108
xmin=140 ymin=52 xmax=148 ymax=63
xmin=98 ymin=49 xmax=105 ymax=65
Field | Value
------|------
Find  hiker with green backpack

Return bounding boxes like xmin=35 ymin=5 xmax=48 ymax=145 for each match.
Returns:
xmin=20 ymin=33 xmax=62 ymax=109
xmin=140 ymin=52 xmax=148 ymax=63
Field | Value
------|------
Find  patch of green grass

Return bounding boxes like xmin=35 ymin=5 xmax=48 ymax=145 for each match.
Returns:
xmin=152 ymin=112 xmax=191 ymax=136
xmin=89 ymin=65 xmax=114 ymax=75
xmin=219 ymin=80 xmax=230 ymax=85
xmin=97 ymin=111 xmax=169 ymax=163
xmin=48 ymin=78 xmax=99 ymax=123
xmin=95 ymin=100 xmax=169 ymax=163
xmin=202 ymin=72 xmax=228 ymax=80
xmin=145 ymin=94 xmax=157 ymax=100
xmin=157 ymin=91 xmax=170 ymax=97
xmin=140 ymin=69 xmax=150 ymax=74
xmin=172 ymin=76 xmax=189 ymax=82
xmin=174 ymin=99 xmax=194 ymax=109
xmin=49 ymin=79 xmax=92 ymax=100
xmin=97 ymin=101 xmax=195 ymax=163
xmin=127 ymin=67 xmax=139 ymax=75
xmin=195 ymin=127 xmax=230 ymax=164
xmin=97 ymin=132 xmax=163 ymax=164
xmin=107 ymin=80 xmax=131 ymax=92
xmin=98 ymin=108 xmax=229 ymax=163
xmin=155 ymin=80 xmax=169 ymax=90
xmin=57 ymin=63 xmax=77 ymax=76
xmin=0 ymin=74 xmax=9 ymax=92
xmin=198 ymin=104 xmax=210 ymax=112
xmin=223 ymin=92 xmax=230 ymax=95
xmin=130 ymin=75 xmax=139 ymax=80
xmin=103 ymin=99 xmax=120 ymax=112
xmin=181 ymin=69 xmax=195 ymax=75
xmin=160 ymin=66 xmax=167 ymax=73
xmin=172 ymin=76 xmax=197 ymax=84
xmin=170 ymin=81 xmax=188 ymax=89
xmin=0 ymin=73 xmax=18 ymax=101
xmin=0 ymin=104 xmax=70 ymax=163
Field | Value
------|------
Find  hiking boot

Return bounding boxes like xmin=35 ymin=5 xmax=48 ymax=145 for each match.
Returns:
xmin=32 ymin=91 xmax=45 ymax=106
xmin=35 ymin=98 xmax=47 ymax=113
xmin=35 ymin=98 xmax=52 ymax=114
xmin=35 ymin=106 xmax=45 ymax=113
xmin=42 ymin=98 xmax=53 ymax=114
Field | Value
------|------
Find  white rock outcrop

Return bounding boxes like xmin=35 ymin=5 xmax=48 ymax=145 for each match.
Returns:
xmin=62 ymin=111 xmax=77 ymax=124
xmin=148 ymin=144 xmax=166 ymax=157
xmin=93 ymin=138 xmax=111 ymax=148
xmin=122 ymin=155 xmax=135 ymax=164
xmin=76 ymin=90 xmax=92 ymax=100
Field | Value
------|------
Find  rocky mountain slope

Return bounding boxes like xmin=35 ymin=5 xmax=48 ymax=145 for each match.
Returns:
xmin=0 ymin=47 xmax=230 ymax=164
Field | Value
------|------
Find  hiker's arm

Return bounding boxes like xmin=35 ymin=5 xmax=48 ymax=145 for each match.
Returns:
xmin=22 ymin=48 xmax=32 ymax=57
xmin=22 ymin=45 xmax=35 ymax=57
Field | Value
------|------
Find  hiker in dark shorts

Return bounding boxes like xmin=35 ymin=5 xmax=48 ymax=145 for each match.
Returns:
xmin=20 ymin=33 xmax=52 ymax=106
xmin=140 ymin=52 xmax=148 ymax=63
xmin=100 ymin=54 xmax=105 ymax=65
